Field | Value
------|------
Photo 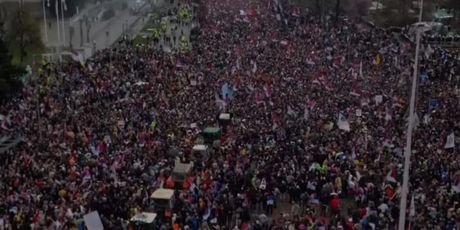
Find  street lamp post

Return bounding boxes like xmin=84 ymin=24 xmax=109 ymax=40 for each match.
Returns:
xmin=42 ymin=0 xmax=50 ymax=43
xmin=61 ymin=0 xmax=67 ymax=48
xmin=418 ymin=0 xmax=423 ymax=22
xmin=55 ymin=1 xmax=61 ymax=61
xmin=398 ymin=0 xmax=423 ymax=229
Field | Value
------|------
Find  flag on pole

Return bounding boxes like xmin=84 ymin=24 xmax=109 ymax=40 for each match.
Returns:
xmin=337 ymin=113 xmax=350 ymax=131
xmin=385 ymin=168 xmax=397 ymax=183
xmin=70 ymin=49 xmax=84 ymax=65
xmin=444 ymin=132 xmax=455 ymax=149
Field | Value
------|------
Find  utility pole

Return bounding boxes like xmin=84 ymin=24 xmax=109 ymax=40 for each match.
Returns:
xmin=42 ymin=0 xmax=49 ymax=43
xmin=418 ymin=0 xmax=423 ymax=22
xmin=18 ymin=0 xmax=25 ymax=64
xmin=61 ymin=0 xmax=66 ymax=48
xmin=398 ymin=0 xmax=423 ymax=229
xmin=55 ymin=0 xmax=61 ymax=62
xmin=79 ymin=17 xmax=83 ymax=46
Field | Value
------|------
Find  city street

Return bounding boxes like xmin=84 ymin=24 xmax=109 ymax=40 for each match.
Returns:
xmin=42 ymin=4 xmax=147 ymax=53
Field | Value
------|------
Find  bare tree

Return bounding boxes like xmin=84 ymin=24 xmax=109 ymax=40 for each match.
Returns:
xmin=7 ymin=6 xmax=44 ymax=64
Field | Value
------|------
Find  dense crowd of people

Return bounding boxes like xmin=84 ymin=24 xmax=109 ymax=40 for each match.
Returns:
xmin=0 ymin=0 xmax=459 ymax=229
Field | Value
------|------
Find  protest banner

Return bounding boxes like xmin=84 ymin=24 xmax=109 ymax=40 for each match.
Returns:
xmin=83 ymin=211 xmax=103 ymax=230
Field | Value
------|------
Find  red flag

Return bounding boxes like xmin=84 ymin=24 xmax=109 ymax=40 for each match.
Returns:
xmin=247 ymin=8 xmax=254 ymax=17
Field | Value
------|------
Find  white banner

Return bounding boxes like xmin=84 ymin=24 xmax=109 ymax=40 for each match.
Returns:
xmin=337 ymin=113 xmax=350 ymax=131
xmin=444 ymin=132 xmax=455 ymax=149
xmin=83 ymin=211 xmax=104 ymax=230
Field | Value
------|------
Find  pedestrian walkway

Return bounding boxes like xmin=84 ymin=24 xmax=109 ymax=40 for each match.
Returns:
xmin=157 ymin=18 xmax=193 ymax=52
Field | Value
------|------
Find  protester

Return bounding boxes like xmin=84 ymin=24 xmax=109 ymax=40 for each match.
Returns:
xmin=0 ymin=0 xmax=459 ymax=229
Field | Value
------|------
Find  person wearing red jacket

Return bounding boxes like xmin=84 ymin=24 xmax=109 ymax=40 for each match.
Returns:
xmin=330 ymin=194 xmax=340 ymax=216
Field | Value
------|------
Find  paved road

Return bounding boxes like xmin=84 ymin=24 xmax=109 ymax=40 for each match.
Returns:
xmin=157 ymin=18 xmax=193 ymax=52
xmin=43 ymin=6 xmax=147 ymax=52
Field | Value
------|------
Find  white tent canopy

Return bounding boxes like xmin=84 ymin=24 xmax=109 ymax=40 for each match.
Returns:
xmin=150 ymin=188 xmax=174 ymax=200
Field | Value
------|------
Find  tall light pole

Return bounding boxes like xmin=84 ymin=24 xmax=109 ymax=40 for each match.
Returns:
xmin=55 ymin=0 xmax=61 ymax=61
xmin=60 ymin=0 xmax=67 ymax=48
xmin=398 ymin=0 xmax=423 ymax=229
xmin=42 ymin=0 xmax=50 ymax=43
xmin=418 ymin=0 xmax=423 ymax=22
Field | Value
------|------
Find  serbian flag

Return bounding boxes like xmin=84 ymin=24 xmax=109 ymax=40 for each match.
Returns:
xmin=385 ymin=167 xmax=397 ymax=183
xmin=166 ymin=176 xmax=175 ymax=188
xmin=247 ymin=8 xmax=254 ymax=17
xmin=32 ymin=210 xmax=40 ymax=224
xmin=97 ymin=141 xmax=106 ymax=154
